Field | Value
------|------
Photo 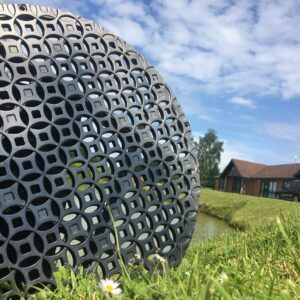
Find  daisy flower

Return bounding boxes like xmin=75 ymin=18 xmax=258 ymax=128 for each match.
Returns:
xmin=100 ymin=279 xmax=122 ymax=296
xmin=154 ymin=254 xmax=166 ymax=264
xmin=148 ymin=253 xmax=167 ymax=265
xmin=219 ymin=272 xmax=228 ymax=284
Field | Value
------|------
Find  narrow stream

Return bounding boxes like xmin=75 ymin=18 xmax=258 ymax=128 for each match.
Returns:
xmin=191 ymin=212 xmax=235 ymax=242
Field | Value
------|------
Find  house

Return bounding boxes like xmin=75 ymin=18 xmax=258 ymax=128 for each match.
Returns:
xmin=215 ymin=159 xmax=300 ymax=198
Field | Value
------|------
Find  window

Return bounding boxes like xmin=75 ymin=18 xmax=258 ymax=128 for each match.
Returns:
xmin=260 ymin=180 xmax=277 ymax=198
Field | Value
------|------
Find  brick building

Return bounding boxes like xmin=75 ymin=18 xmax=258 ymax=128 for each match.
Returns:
xmin=214 ymin=159 xmax=300 ymax=198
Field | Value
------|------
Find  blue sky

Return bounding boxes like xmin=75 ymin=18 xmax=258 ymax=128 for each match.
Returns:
xmin=14 ymin=0 xmax=300 ymax=170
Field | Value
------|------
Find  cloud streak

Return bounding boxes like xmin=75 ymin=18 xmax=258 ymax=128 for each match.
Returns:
xmin=228 ymin=97 xmax=256 ymax=108
xmin=90 ymin=0 xmax=300 ymax=100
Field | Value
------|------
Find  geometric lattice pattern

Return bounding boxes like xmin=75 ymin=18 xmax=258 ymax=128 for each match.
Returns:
xmin=0 ymin=4 xmax=200 ymax=298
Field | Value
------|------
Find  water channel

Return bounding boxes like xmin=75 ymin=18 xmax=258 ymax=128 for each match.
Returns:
xmin=191 ymin=212 xmax=235 ymax=243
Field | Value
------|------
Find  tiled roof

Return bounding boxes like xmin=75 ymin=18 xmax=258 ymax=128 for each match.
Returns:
xmin=223 ymin=159 xmax=300 ymax=179
xmin=255 ymin=163 xmax=300 ymax=179
xmin=232 ymin=159 xmax=267 ymax=177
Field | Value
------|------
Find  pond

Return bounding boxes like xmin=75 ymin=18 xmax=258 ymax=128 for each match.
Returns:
xmin=191 ymin=212 xmax=235 ymax=243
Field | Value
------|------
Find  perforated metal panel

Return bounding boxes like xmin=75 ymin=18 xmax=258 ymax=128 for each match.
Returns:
xmin=0 ymin=4 xmax=199 ymax=298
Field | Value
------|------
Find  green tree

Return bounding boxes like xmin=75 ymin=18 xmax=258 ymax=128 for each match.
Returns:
xmin=196 ymin=129 xmax=224 ymax=188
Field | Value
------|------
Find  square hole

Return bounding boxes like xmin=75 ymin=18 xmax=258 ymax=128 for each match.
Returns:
xmin=74 ymin=43 xmax=81 ymax=50
xmin=24 ymin=88 xmax=33 ymax=97
xmin=47 ymin=24 xmax=55 ymax=31
xmin=0 ymin=91 xmax=9 ymax=99
xmin=92 ymin=43 xmax=98 ymax=49
xmin=84 ymin=194 xmax=92 ymax=202
xmin=88 ymin=82 xmax=95 ymax=89
xmin=108 ymin=141 xmax=115 ymax=148
xmin=22 ymin=161 xmax=32 ymax=170
xmin=68 ymin=84 xmax=76 ymax=92
xmin=85 ymin=24 xmax=92 ymax=31
xmin=62 ymin=128 xmax=71 ymax=136
xmin=33 ymin=45 xmax=41 ymax=52
xmin=97 ymin=166 xmax=104 ymax=174
xmin=54 ymin=107 xmax=63 ymax=115
xmin=38 ymin=209 xmax=48 ymax=218
xmin=75 ymin=104 xmax=83 ymax=111
xmin=29 ymin=269 xmax=40 ymax=280
xmin=69 ymin=150 xmax=77 ymax=158
xmin=71 ymin=224 xmax=79 ymax=234
xmin=77 ymin=172 xmax=85 ymax=180
xmin=15 ymin=137 xmax=25 ymax=146
xmin=61 ymin=64 xmax=69 ymax=71
xmin=55 ymin=178 xmax=64 ymax=186
xmin=4 ymin=192 xmax=14 ymax=202
xmin=80 ymin=62 xmax=87 ymax=69
xmin=32 ymin=110 xmax=41 ymax=118
xmin=6 ymin=114 xmax=16 ymax=123
xmin=17 ymin=67 xmax=26 ymax=74
xmin=0 ymin=167 xmax=6 ymax=176
xmin=126 ymin=136 xmax=133 ymax=143
xmin=2 ymin=24 xmax=11 ymax=32
xmin=106 ymin=80 xmax=112 ymax=87
xmin=47 ymin=155 xmax=56 ymax=164
xmin=102 ymin=120 xmax=109 ymax=127
xmin=92 ymin=216 xmax=100 ymax=224
xmin=39 ymin=133 xmax=48 ymax=141
xmin=66 ymin=24 xmax=74 ymax=31
xmin=25 ymin=24 xmax=34 ymax=32
xmin=20 ymin=243 xmax=31 ymax=254
xmin=30 ymin=184 xmax=41 ymax=194
xmin=46 ymin=233 xmax=56 ymax=243
xmin=53 ymin=44 xmax=62 ymax=52
xmin=63 ymin=200 xmax=72 ymax=210
xmin=90 ymin=145 xmax=97 ymax=153
xmin=99 ymin=61 xmax=106 ymax=68
xmin=12 ymin=217 xmax=23 ymax=228
xmin=9 ymin=45 xmax=18 ymax=53
xmin=47 ymin=86 xmax=56 ymax=93
xmin=112 ymin=98 xmax=119 ymax=105
xmin=39 ymin=65 xmax=48 ymax=73
xmin=78 ymin=248 xmax=87 ymax=258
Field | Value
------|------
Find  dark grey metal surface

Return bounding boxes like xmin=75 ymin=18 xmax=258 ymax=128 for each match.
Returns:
xmin=0 ymin=4 xmax=200 ymax=298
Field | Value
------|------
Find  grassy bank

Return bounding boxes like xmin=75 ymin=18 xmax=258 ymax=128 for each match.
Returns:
xmin=200 ymin=188 xmax=300 ymax=229
xmin=35 ymin=214 xmax=300 ymax=300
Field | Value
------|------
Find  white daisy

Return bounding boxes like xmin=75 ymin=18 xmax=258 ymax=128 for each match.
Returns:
xmin=219 ymin=272 xmax=228 ymax=284
xmin=148 ymin=253 xmax=166 ymax=265
xmin=100 ymin=279 xmax=122 ymax=296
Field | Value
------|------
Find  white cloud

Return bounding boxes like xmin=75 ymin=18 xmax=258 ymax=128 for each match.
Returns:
xmin=261 ymin=122 xmax=300 ymax=141
xmin=228 ymin=97 xmax=256 ymax=108
xmin=88 ymin=0 xmax=300 ymax=100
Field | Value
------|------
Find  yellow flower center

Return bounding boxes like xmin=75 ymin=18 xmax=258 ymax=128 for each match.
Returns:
xmin=106 ymin=284 xmax=114 ymax=292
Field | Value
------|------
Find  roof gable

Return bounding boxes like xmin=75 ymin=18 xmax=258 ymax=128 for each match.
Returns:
xmin=221 ymin=159 xmax=266 ymax=178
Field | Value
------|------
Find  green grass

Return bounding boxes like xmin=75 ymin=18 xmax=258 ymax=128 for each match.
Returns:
xmin=32 ymin=190 xmax=300 ymax=300
xmin=200 ymin=188 xmax=300 ymax=229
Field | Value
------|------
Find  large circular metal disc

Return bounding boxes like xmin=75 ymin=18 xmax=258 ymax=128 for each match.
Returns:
xmin=0 ymin=4 xmax=199 ymax=297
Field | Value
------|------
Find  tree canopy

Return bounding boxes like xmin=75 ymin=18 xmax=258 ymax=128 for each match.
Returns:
xmin=196 ymin=129 xmax=224 ymax=188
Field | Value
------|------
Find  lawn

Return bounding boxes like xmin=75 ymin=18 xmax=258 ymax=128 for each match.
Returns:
xmin=200 ymin=188 xmax=300 ymax=229
xmin=33 ymin=190 xmax=300 ymax=299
